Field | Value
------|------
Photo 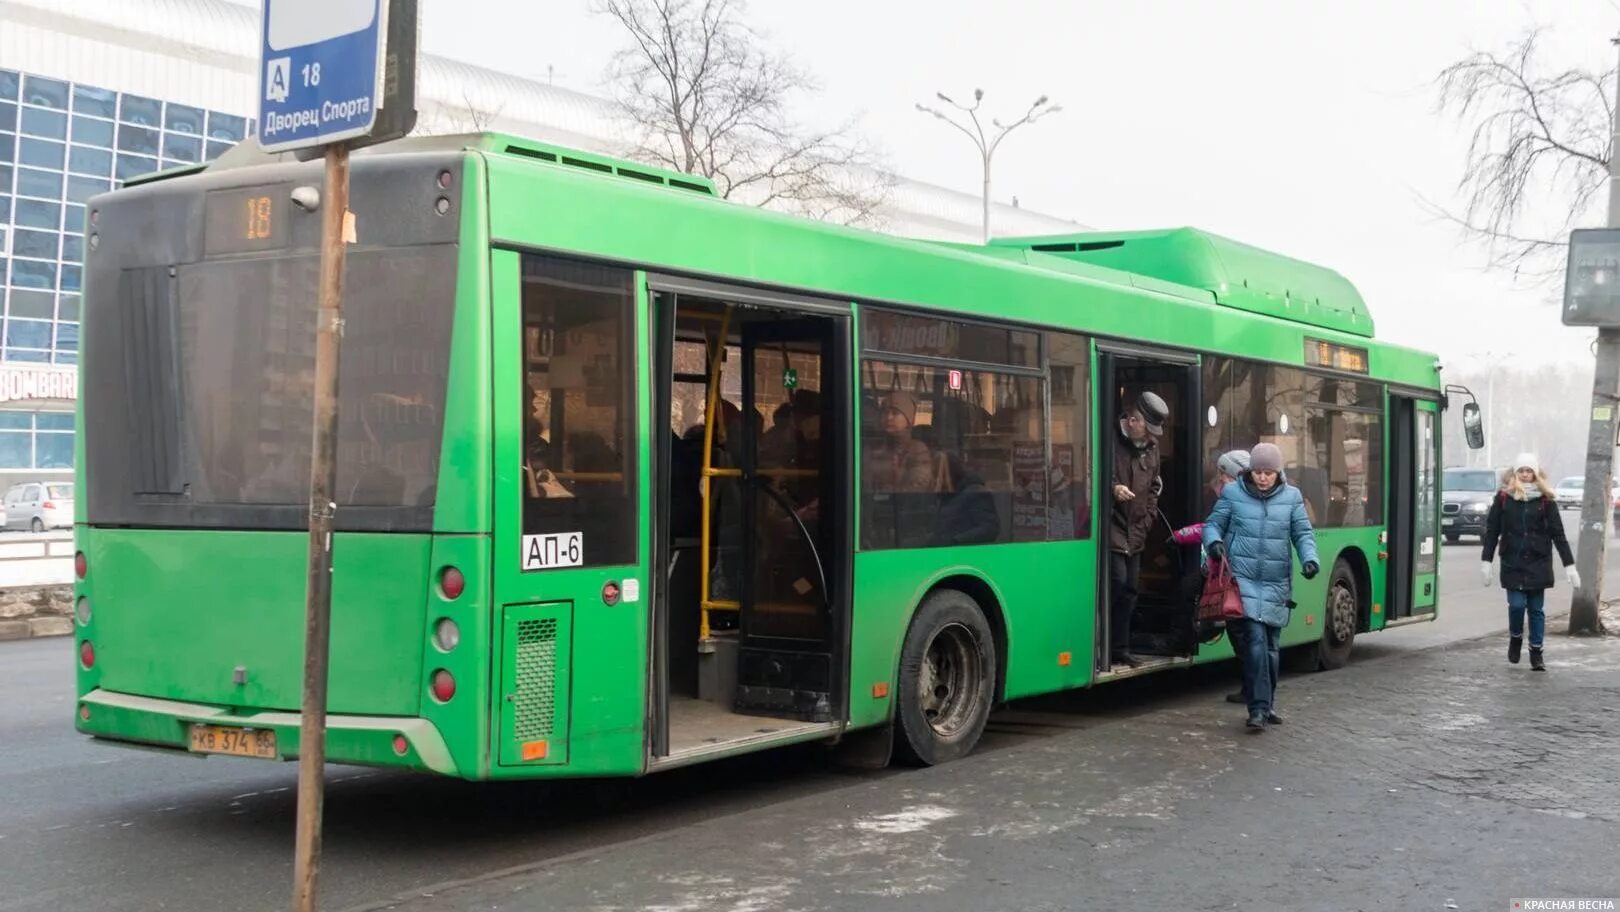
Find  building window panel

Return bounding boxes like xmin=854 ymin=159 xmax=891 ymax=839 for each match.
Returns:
xmin=0 ymin=71 xmax=19 ymax=100
xmin=65 ymin=174 xmax=108 ymax=204
xmin=165 ymin=103 xmax=204 ymax=135
xmin=35 ymin=432 xmax=73 ymax=469
xmin=59 ymin=265 xmax=81 ymax=292
xmin=37 ymin=413 xmax=73 ymax=431
xmin=0 ymin=412 xmax=29 ymax=430
xmin=20 ymin=106 xmax=67 ymax=140
xmin=69 ymin=144 xmax=113 ymax=178
xmin=0 ymin=431 xmax=30 ymax=467
xmin=1 ymin=163 xmax=11 ymax=191
xmin=0 ymin=102 xmax=17 ymax=133
xmin=71 ymin=117 xmax=114 ymax=149
xmin=18 ymin=138 xmax=64 ymax=169
xmin=53 ymin=352 xmax=76 ymax=366
xmin=3 ymin=350 xmax=48 ymax=363
xmin=0 ymin=195 xmax=10 ymax=222
xmin=57 ymin=295 xmax=79 ymax=321
xmin=6 ymin=318 xmax=53 ymax=349
xmin=72 ymin=86 xmax=117 ymax=118
xmin=61 ymin=236 xmax=83 ymax=263
xmin=8 ymin=260 xmax=57 ymax=290
xmin=1 ymin=133 xmax=15 ymax=164
xmin=14 ymin=198 xmax=60 ymax=229
xmin=15 ymin=167 xmax=62 ymax=200
xmin=115 ymin=153 xmax=156 ymax=181
xmin=117 ymin=124 xmax=159 ymax=156
xmin=207 ymin=112 xmax=246 ymax=142
xmin=21 ymin=76 xmax=68 ymax=110
xmin=62 ymin=205 xmax=84 ymax=233
xmin=119 ymin=94 xmax=162 ymax=127
xmin=7 ymin=289 xmax=56 ymax=319
xmin=162 ymin=133 xmax=201 ymax=162
xmin=54 ymin=321 xmax=79 ymax=351
xmin=11 ymin=228 xmax=59 ymax=260
xmin=205 ymin=141 xmax=233 ymax=161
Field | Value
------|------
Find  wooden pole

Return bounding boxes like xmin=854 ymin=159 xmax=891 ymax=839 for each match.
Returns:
xmin=292 ymin=141 xmax=351 ymax=912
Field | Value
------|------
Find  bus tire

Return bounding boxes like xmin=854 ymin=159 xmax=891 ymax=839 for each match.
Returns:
xmin=893 ymin=589 xmax=996 ymax=767
xmin=1314 ymin=559 xmax=1358 ymax=671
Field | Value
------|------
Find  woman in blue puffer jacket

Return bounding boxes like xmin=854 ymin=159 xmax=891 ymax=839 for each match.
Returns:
xmin=1203 ymin=442 xmax=1320 ymax=732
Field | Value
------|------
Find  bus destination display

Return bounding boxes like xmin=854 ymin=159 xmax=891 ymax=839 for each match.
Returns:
xmin=204 ymin=186 xmax=290 ymax=255
xmin=1304 ymin=338 xmax=1369 ymax=374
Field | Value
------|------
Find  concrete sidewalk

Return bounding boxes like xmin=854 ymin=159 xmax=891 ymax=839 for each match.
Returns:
xmin=355 ymin=629 xmax=1620 ymax=912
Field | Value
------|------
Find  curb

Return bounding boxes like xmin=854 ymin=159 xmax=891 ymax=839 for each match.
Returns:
xmin=0 ymin=616 xmax=73 ymax=641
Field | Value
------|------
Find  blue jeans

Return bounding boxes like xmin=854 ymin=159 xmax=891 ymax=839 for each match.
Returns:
xmin=1507 ymin=589 xmax=1547 ymax=649
xmin=1239 ymin=618 xmax=1282 ymax=717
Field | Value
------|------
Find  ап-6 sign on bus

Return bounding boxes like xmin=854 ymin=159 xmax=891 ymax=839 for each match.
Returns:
xmin=257 ymin=0 xmax=418 ymax=154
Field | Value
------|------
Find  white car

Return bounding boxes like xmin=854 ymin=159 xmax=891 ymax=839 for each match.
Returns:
xmin=1554 ymin=476 xmax=1584 ymax=509
xmin=2 ymin=482 xmax=73 ymax=532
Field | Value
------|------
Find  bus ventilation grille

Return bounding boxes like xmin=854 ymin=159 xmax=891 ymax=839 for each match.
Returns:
xmin=514 ymin=618 xmax=559 ymax=740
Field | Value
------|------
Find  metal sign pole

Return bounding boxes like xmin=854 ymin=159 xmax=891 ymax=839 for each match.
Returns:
xmin=291 ymin=141 xmax=351 ymax=912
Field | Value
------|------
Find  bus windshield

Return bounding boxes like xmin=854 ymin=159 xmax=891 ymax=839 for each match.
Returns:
xmin=1444 ymin=468 xmax=1498 ymax=493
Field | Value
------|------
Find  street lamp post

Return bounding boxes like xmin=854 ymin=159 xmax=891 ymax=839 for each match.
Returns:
xmin=916 ymin=89 xmax=1059 ymax=244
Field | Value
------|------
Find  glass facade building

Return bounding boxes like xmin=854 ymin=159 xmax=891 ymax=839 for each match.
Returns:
xmin=0 ymin=66 xmax=252 ymax=483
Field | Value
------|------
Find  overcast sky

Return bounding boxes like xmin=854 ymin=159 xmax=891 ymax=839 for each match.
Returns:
xmin=235 ymin=0 xmax=1618 ymax=372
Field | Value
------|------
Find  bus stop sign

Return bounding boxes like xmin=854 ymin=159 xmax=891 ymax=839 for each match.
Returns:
xmin=1564 ymin=228 xmax=1620 ymax=327
xmin=258 ymin=0 xmax=417 ymax=154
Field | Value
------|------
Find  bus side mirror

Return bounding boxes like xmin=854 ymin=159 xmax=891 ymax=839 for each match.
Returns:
xmin=1462 ymin=403 xmax=1485 ymax=450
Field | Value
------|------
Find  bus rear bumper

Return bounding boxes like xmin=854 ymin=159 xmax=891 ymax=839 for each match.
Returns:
xmin=74 ymin=689 xmax=460 ymax=776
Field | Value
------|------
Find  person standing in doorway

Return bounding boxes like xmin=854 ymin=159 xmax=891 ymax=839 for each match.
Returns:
xmin=1203 ymin=443 xmax=1319 ymax=731
xmin=1481 ymin=454 xmax=1577 ymax=672
xmin=1110 ymin=390 xmax=1170 ymax=669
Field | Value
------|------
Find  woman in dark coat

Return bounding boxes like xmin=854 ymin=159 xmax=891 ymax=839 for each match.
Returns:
xmin=1481 ymin=453 xmax=1578 ymax=671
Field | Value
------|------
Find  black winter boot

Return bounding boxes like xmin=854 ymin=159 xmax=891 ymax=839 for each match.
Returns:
xmin=1508 ymin=636 xmax=1522 ymax=664
xmin=1530 ymin=647 xmax=1545 ymax=671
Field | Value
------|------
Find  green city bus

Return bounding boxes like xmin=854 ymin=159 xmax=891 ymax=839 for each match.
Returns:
xmin=73 ymin=133 xmax=1464 ymax=778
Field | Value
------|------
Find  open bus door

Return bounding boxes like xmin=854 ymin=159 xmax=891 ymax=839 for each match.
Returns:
xmin=1385 ymin=394 xmax=1440 ymax=622
xmin=649 ymin=278 xmax=851 ymax=766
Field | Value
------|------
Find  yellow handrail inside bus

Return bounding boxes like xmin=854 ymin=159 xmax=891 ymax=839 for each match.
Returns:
xmin=699 ymin=305 xmax=732 ymax=642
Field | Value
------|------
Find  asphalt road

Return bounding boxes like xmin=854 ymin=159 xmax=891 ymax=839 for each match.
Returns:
xmin=0 ymin=541 xmax=1610 ymax=912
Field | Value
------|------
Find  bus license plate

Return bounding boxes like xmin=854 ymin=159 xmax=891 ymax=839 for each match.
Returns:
xmin=189 ymin=724 xmax=277 ymax=760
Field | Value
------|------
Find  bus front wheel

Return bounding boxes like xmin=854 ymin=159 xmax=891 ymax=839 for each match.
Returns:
xmin=894 ymin=590 xmax=996 ymax=766
xmin=1313 ymin=560 xmax=1359 ymax=671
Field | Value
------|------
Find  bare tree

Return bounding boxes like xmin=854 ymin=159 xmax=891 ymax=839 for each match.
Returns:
xmin=595 ymin=0 xmax=891 ymax=225
xmin=1433 ymin=29 xmax=1615 ymax=278
xmin=424 ymin=90 xmax=505 ymax=135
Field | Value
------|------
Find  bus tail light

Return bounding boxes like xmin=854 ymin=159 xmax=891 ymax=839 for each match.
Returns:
xmin=392 ymin=734 xmax=409 ymax=756
xmin=75 ymin=552 xmax=87 ymax=580
xmin=439 ymin=566 xmax=465 ymax=601
xmin=430 ymin=669 xmax=456 ymax=702
xmin=80 ymin=640 xmax=95 ymax=669
xmin=433 ymin=618 xmax=460 ymax=652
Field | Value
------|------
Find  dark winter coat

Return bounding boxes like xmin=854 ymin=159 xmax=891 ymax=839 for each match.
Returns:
xmin=1482 ymin=491 xmax=1575 ymax=590
xmin=1110 ymin=429 xmax=1160 ymax=554
xmin=1202 ymin=474 xmax=1320 ymax=628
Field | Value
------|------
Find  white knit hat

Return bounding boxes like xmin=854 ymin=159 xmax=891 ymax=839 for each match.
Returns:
xmin=1513 ymin=452 xmax=1539 ymax=472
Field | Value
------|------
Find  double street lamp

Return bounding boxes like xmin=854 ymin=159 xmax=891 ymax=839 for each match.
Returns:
xmin=916 ymin=89 xmax=1060 ymax=244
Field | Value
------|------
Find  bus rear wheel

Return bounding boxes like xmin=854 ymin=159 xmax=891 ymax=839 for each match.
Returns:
xmin=894 ymin=590 xmax=996 ymax=766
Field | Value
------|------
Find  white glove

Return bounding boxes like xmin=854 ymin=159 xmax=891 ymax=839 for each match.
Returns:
xmin=1567 ymin=566 xmax=1582 ymax=590
xmin=1480 ymin=561 xmax=1494 ymax=588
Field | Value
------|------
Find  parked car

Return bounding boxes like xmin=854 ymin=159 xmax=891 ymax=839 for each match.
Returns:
xmin=2 ymin=482 xmax=74 ymax=532
xmin=1555 ymin=475 xmax=1585 ymax=509
xmin=1442 ymin=467 xmax=1499 ymax=543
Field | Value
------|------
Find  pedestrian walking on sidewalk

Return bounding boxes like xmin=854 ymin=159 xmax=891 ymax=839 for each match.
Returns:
xmin=1170 ymin=449 xmax=1252 ymax=704
xmin=1481 ymin=453 xmax=1578 ymax=672
xmin=1203 ymin=443 xmax=1319 ymax=732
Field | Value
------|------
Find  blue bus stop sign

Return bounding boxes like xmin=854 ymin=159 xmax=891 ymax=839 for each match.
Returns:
xmin=258 ymin=0 xmax=388 ymax=153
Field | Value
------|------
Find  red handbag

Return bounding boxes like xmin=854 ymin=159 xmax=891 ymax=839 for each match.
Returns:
xmin=1197 ymin=557 xmax=1246 ymax=622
